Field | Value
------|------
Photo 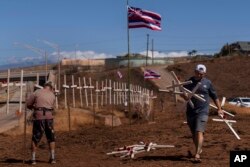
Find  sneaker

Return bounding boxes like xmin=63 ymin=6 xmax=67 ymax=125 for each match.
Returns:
xmin=49 ymin=159 xmax=56 ymax=164
xmin=31 ymin=160 xmax=37 ymax=165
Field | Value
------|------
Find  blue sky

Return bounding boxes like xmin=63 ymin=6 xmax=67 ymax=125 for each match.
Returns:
xmin=1 ymin=0 xmax=250 ymax=66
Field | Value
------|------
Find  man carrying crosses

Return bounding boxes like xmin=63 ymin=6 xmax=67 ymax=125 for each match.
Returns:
xmin=181 ymin=64 xmax=223 ymax=162
xmin=26 ymin=82 xmax=56 ymax=165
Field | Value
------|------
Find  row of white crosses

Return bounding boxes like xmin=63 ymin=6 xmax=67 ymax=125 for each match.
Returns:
xmin=62 ymin=75 xmax=155 ymax=110
xmin=107 ymin=141 xmax=175 ymax=159
xmin=0 ymin=69 xmax=26 ymax=115
xmin=159 ymin=71 xmax=240 ymax=140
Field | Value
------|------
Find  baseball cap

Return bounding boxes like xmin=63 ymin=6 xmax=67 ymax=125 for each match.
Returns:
xmin=44 ymin=81 xmax=54 ymax=89
xmin=195 ymin=64 xmax=206 ymax=73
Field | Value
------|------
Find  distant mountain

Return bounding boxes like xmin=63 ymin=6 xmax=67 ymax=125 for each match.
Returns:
xmin=0 ymin=59 xmax=56 ymax=71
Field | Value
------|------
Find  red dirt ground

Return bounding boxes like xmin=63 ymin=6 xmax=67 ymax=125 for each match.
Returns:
xmin=0 ymin=55 xmax=250 ymax=167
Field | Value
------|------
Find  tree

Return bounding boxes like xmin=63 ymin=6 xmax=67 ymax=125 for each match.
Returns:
xmin=188 ymin=50 xmax=197 ymax=57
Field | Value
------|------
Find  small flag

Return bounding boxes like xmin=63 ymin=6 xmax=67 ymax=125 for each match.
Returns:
xmin=117 ymin=70 xmax=123 ymax=79
xmin=144 ymin=69 xmax=161 ymax=79
xmin=128 ymin=6 xmax=162 ymax=31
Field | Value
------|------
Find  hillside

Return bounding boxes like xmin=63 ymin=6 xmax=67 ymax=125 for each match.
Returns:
xmin=167 ymin=55 xmax=250 ymax=99
xmin=0 ymin=55 xmax=250 ymax=167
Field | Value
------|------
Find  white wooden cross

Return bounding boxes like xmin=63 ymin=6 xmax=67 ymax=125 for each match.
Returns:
xmin=117 ymin=82 xmax=122 ymax=105
xmin=181 ymin=87 xmax=235 ymax=117
xmin=107 ymin=142 xmax=175 ymax=159
xmin=77 ymin=77 xmax=83 ymax=108
xmin=122 ymin=83 xmax=126 ymax=104
xmin=101 ymin=81 xmax=104 ymax=106
xmin=113 ymin=82 xmax=116 ymax=105
xmin=169 ymin=71 xmax=195 ymax=108
xmin=34 ymin=73 xmax=43 ymax=89
xmin=18 ymin=70 xmax=24 ymax=113
xmin=71 ymin=75 xmax=77 ymax=108
xmin=89 ymin=78 xmax=95 ymax=107
xmin=83 ymin=77 xmax=89 ymax=107
xmin=105 ymin=79 xmax=108 ymax=105
xmin=63 ymin=75 xmax=70 ymax=108
xmin=212 ymin=97 xmax=240 ymax=140
xmin=159 ymin=71 xmax=194 ymax=107
xmin=95 ymin=81 xmax=100 ymax=109
xmin=178 ymin=88 xmax=239 ymax=139
xmin=54 ymin=84 xmax=59 ymax=109
xmin=108 ymin=80 xmax=112 ymax=105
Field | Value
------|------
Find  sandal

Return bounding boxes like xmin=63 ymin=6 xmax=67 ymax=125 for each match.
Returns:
xmin=193 ymin=154 xmax=202 ymax=163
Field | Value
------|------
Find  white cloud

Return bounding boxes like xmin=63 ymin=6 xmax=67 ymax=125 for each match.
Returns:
xmin=21 ymin=56 xmax=42 ymax=61
xmin=50 ymin=50 xmax=192 ymax=60
xmin=51 ymin=50 xmax=114 ymax=59
xmin=139 ymin=50 xmax=188 ymax=58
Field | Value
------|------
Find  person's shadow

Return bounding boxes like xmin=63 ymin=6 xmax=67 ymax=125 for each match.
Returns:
xmin=134 ymin=152 xmax=200 ymax=164
xmin=0 ymin=158 xmax=46 ymax=165
xmin=135 ymin=154 xmax=190 ymax=162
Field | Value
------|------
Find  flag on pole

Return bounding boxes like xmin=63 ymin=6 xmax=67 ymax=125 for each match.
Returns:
xmin=144 ymin=69 xmax=161 ymax=79
xmin=128 ymin=6 xmax=162 ymax=31
xmin=117 ymin=70 xmax=123 ymax=79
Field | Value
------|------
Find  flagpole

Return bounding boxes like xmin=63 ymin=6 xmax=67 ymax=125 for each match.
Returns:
xmin=152 ymin=39 xmax=154 ymax=65
xmin=126 ymin=0 xmax=131 ymax=125
xmin=146 ymin=34 xmax=149 ymax=66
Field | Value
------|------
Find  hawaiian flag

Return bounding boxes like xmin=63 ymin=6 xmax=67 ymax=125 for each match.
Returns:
xmin=144 ymin=69 xmax=161 ymax=79
xmin=128 ymin=6 xmax=161 ymax=31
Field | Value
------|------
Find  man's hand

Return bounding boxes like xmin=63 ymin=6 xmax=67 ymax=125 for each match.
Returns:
xmin=180 ymin=92 xmax=189 ymax=101
xmin=217 ymin=108 xmax=224 ymax=117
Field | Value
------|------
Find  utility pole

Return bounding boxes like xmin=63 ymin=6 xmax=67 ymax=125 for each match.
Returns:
xmin=146 ymin=34 xmax=149 ymax=66
xmin=58 ymin=47 xmax=61 ymax=90
xmin=39 ymin=40 xmax=61 ymax=90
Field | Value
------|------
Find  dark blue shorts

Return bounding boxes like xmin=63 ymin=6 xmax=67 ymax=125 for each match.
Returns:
xmin=187 ymin=114 xmax=208 ymax=134
xmin=32 ymin=119 xmax=55 ymax=144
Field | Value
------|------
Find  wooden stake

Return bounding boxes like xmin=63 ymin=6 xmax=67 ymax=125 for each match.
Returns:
xmin=23 ymin=90 xmax=28 ymax=164
xmin=105 ymin=79 xmax=108 ymax=105
xmin=63 ymin=75 xmax=67 ymax=108
xmin=95 ymin=81 xmax=99 ymax=109
xmin=78 ymin=77 xmax=83 ymax=108
xmin=89 ymin=78 xmax=94 ymax=107
xmin=83 ymin=77 xmax=89 ymax=107
xmin=172 ymin=80 xmax=177 ymax=105
xmin=71 ymin=75 xmax=76 ymax=108
xmin=55 ymin=85 xmax=59 ymax=109
xmin=101 ymin=81 xmax=104 ymax=106
xmin=67 ymin=102 xmax=71 ymax=131
xmin=117 ymin=82 xmax=120 ymax=104
xmin=109 ymin=80 xmax=112 ymax=105
xmin=113 ymin=82 xmax=116 ymax=105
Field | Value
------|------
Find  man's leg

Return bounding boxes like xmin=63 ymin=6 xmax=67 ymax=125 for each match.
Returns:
xmin=194 ymin=114 xmax=208 ymax=160
xmin=49 ymin=142 xmax=56 ymax=161
xmin=195 ymin=131 xmax=204 ymax=158
xmin=31 ymin=141 xmax=37 ymax=164
xmin=31 ymin=120 xmax=43 ymax=164
xmin=45 ymin=119 xmax=56 ymax=163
